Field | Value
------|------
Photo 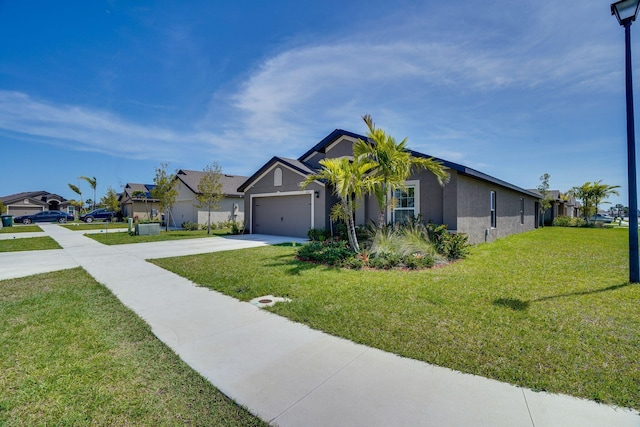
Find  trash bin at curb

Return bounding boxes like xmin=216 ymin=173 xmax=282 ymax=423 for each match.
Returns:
xmin=1 ymin=215 xmax=13 ymax=227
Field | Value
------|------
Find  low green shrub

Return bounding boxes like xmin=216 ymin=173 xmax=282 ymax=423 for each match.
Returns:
xmin=553 ymin=216 xmax=587 ymax=227
xmin=403 ymin=253 xmax=435 ymax=269
xmin=368 ymin=251 xmax=403 ymax=270
xmin=231 ymin=221 xmax=244 ymax=235
xmin=297 ymin=240 xmax=353 ymax=266
xmin=308 ymin=228 xmax=330 ymax=241
xmin=181 ymin=221 xmax=199 ymax=231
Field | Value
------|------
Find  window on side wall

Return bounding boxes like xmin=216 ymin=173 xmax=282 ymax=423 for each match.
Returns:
xmin=520 ymin=198 xmax=524 ymax=225
xmin=490 ymin=191 xmax=497 ymax=228
xmin=393 ymin=181 xmax=420 ymax=223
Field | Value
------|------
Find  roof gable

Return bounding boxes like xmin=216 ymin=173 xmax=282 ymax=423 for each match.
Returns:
xmin=237 ymin=157 xmax=319 ymax=192
xmin=176 ymin=169 xmax=247 ymax=197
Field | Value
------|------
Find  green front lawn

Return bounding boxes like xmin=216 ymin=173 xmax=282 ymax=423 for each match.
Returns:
xmin=0 ymin=236 xmax=61 ymax=252
xmin=88 ymin=228 xmax=233 ymax=245
xmin=62 ymin=222 xmax=129 ymax=231
xmin=0 ymin=225 xmax=42 ymax=233
xmin=152 ymin=227 xmax=640 ymax=410
xmin=0 ymin=268 xmax=266 ymax=426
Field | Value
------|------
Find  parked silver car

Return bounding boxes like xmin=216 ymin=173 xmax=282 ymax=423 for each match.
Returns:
xmin=589 ymin=214 xmax=614 ymax=223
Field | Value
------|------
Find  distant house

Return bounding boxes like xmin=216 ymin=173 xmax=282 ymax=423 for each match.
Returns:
xmin=1 ymin=191 xmax=74 ymax=216
xmin=119 ymin=183 xmax=159 ymax=221
xmin=530 ymin=189 xmax=579 ymax=225
xmin=238 ymin=129 xmax=540 ymax=243
xmin=171 ymin=169 xmax=246 ymax=226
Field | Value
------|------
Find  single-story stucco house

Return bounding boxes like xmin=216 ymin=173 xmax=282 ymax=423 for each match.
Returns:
xmin=119 ymin=183 xmax=160 ymax=221
xmin=171 ymin=169 xmax=247 ymax=226
xmin=1 ymin=191 xmax=74 ymax=216
xmin=238 ymin=129 xmax=541 ymax=244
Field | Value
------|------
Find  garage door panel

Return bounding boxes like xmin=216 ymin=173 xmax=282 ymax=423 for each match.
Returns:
xmin=253 ymin=195 xmax=311 ymax=238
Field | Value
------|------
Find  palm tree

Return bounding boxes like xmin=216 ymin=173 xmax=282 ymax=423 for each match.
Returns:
xmin=300 ymin=156 xmax=376 ymax=252
xmin=590 ymin=180 xmax=620 ymax=216
xmin=569 ymin=182 xmax=594 ymax=223
xmin=68 ymin=183 xmax=83 ymax=214
xmin=79 ymin=176 xmax=97 ymax=210
xmin=354 ymin=114 xmax=449 ymax=228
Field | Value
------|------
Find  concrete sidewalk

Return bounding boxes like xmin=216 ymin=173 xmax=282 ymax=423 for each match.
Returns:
xmin=3 ymin=224 xmax=638 ymax=426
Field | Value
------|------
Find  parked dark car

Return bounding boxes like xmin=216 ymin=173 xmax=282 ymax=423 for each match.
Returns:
xmin=80 ymin=208 xmax=118 ymax=223
xmin=589 ymin=214 xmax=614 ymax=223
xmin=14 ymin=210 xmax=74 ymax=224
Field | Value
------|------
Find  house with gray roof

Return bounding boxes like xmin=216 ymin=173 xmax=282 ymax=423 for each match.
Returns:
xmin=171 ymin=169 xmax=247 ymax=227
xmin=1 ymin=191 xmax=74 ymax=217
xmin=119 ymin=183 xmax=160 ymax=221
xmin=238 ymin=129 xmax=541 ymax=243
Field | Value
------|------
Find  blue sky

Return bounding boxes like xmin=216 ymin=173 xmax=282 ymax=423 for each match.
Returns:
xmin=0 ymin=1 xmax=634 ymax=207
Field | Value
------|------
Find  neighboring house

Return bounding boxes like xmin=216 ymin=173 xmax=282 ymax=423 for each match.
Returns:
xmin=1 ymin=191 xmax=74 ymax=217
xmin=530 ymin=189 xmax=579 ymax=225
xmin=171 ymin=169 xmax=247 ymax=226
xmin=238 ymin=129 xmax=541 ymax=243
xmin=119 ymin=183 xmax=159 ymax=221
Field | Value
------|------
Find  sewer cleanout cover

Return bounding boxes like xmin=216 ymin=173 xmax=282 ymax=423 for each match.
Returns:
xmin=249 ymin=295 xmax=291 ymax=308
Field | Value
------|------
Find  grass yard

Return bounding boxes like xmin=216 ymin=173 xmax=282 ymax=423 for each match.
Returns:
xmin=0 ymin=236 xmax=60 ymax=252
xmin=0 ymin=225 xmax=42 ymax=233
xmin=62 ymin=222 xmax=129 ymax=231
xmin=88 ymin=228 xmax=233 ymax=245
xmin=152 ymin=227 xmax=640 ymax=410
xmin=0 ymin=268 xmax=266 ymax=426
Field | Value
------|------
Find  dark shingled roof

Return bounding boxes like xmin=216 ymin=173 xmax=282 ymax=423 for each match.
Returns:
xmin=176 ymin=170 xmax=248 ymax=197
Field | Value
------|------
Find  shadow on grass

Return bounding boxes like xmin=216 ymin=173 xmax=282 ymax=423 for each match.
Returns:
xmin=265 ymin=255 xmax=342 ymax=275
xmin=493 ymin=282 xmax=632 ymax=311
xmin=493 ymin=298 xmax=529 ymax=311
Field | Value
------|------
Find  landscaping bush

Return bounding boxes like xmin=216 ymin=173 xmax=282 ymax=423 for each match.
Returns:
xmin=298 ymin=220 xmax=468 ymax=270
xmin=403 ymin=253 xmax=435 ymax=269
xmin=553 ymin=216 xmax=587 ymax=227
xmin=425 ymin=222 xmax=470 ymax=260
xmin=296 ymin=240 xmax=353 ymax=266
xmin=181 ymin=221 xmax=199 ymax=231
xmin=307 ymin=228 xmax=330 ymax=241
xmin=230 ymin=221 xmax=244 ymax=235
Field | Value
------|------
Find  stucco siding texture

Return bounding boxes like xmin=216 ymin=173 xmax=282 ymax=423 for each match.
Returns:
xmin=456 ymin=175 xmax=536 ymax=244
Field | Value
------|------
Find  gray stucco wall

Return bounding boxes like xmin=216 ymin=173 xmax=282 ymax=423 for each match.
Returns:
xmin=303 ymin=137 xmax=356 ymax=169
xmin=455 ymin=175 xmax=537 ymax=244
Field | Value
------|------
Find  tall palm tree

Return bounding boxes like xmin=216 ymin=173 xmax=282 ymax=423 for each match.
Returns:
xmin=569 ymin=182 xmax=594 ymax=223
xmin=354 ymin=114 xmax=449 ymax=228
xmin=79 ymin=176 xmax=97 ymax=210
xmin=68 ymin=183 xmax=83 ymax=214
xmin=590 ymin=180 xmax=620 ymax=216
xmin=300 ymin=156 xmax=376 ymax=252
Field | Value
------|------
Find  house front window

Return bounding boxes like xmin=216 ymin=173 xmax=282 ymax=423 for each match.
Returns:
xmin=392 ymin=180 xmax=420 ymax=223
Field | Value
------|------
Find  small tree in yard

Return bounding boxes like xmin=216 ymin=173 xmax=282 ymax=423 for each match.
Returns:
xmin=0 ymin=200 xmax=5 ymax=214
xmin=300 ymin=156 xmax=376 ymax=253
xmin=196 ymin=162 xmax=224 ymax=235
xmin=100 ymin=186 xmax=120 ymax=220
xmin=151 ymin=163 xmax=178 ymax=231
xmin=537 ymin=173 xmax=553 ymax=227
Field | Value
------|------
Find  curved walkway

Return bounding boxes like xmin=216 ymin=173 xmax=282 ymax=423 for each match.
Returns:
xmin=2 ymin=224 xmax=638 ymax=426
